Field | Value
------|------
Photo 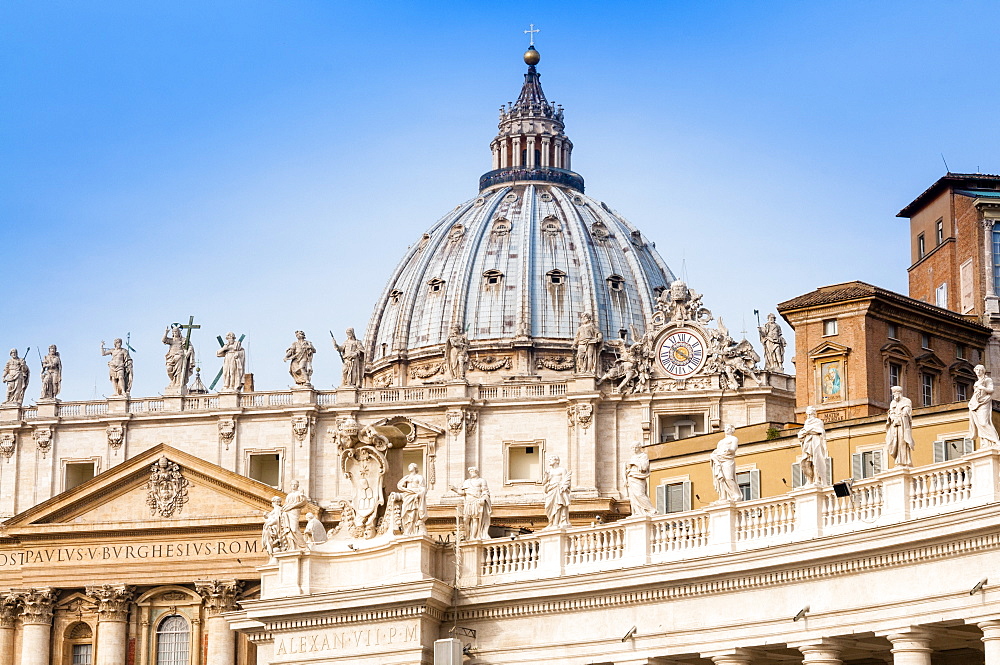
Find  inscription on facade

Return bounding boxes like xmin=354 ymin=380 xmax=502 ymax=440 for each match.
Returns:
xmin=0 ymin=538 xmax=260 ymax=567
xmin=274 ymin=622 xmax=419 ymax=659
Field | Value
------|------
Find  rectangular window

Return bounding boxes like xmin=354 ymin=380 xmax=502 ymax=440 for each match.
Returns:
xmin=933 ymin=437 xmax=975 ymax=462
xmin=935 ymin=283 xmax=948 ymax=309
xmin=921 ymin=373 xmax=934 ymax=407
xmin=657 ymin=414 xmax=703 ymax=442
xmin=401 ymin=448 xmax=425 ymax=476
xmin=851 ymin=450 xmax=884 ymax=480
xmin=993 ymin=229 xmax=1000 ymax=293
xmin=248 ymin=453 xmax=281 ymax=487
xmin=956 ymin=381 xmax=969 ymax=402
xmin=936 ymin=219 xmax=944 ymax=245
xmin=655 ymin=481 xmax=691 ymax=514
xmin=957 ymin=343 xmax=966 ymax=359
xmin=72 ymin=644 xmax=93 ymax=665
xmin=505 ymin=441 xmax=543 ymax=483
xmin=736 ymin=470 xmax=761 ymax=501
xmin=64 ymin=462 xmax=96 ymax=491
xmin=822 ymin=319 xmax=838 ymax=336
xmin=961 ymin=258 xmax=975 ymax=313
xmin=888 ymin=362 xmax=901 ymax=393
xmin=918 ymin=233 xmax=926 ymax=259
xmin=921 ymin=333 xmax=931 ymax=349
xmin=887 ymin=322 xmax=899 ymax=339
xmin=791 ymin=458 xmax=833 ymax=488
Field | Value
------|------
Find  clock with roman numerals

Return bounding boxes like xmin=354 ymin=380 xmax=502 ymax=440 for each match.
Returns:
xmin=656 ymin=328 xmax=706 ymax=378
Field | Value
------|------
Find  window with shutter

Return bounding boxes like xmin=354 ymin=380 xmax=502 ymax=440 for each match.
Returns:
xmin=749 ymin=469 xmax=761 ymax=500
xmin=791 ymin=462 xmax=802 ymax=488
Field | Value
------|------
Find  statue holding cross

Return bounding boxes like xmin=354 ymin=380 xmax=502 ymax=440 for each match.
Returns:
xmin=162 ymin=316 xmax=199 ymax=394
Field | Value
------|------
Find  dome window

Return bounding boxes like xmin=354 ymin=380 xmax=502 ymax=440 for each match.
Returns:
xmin=483 ymin=270 xmax=504 ymax=286
xmin=607 ymin=275 xmax=625 ymax=292
xmin=591 ymin=221 xmax=610 ymax=240
xmin=448 ymin=224 xmax=465 ymax=242
xmin=492 ymin=218 xmax=511 ymax=236
xmin=389 ymin=289 xmax=403 ymax=304
xmin=541 ymin=216 xmax=563 ymax=236
xmin=428 ymin=278 xmax=445 ymax=293
xmin=546 ymin=269 xmax=566 ymax=286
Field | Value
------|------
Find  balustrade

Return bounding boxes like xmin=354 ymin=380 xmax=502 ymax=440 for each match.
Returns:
xmin=824 ymin=478 xmax=883 ymax=529
xmin=911 ymin=461 xmax=972 ymax=511
xmin=735 ymin=497 xmax=796 ymax=542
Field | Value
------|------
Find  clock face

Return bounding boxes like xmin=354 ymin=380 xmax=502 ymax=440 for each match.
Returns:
xmin=656 ymin=329 xmax=706 ymax=378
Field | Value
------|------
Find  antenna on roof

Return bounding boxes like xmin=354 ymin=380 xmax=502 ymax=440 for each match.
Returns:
xmin=941 ymin=153 xmax=951 ymax=174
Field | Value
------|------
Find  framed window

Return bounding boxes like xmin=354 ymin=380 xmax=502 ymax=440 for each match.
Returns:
xmin=505 ymin=440 xmax=543 ymax=483
xmin=933 ymin=437 xmax=974 ymax=463
xmin=247 ymin=452 xmax=281 ymax=487
xmin=791 ymin=458 xmax=833 ymax=488
xmin=657 ymin=414 xmax=704 ymax=443
xmin=851 ymin=449 xmax=884 ymax=480
xmin=921 ymin=373 xmax=934 ymax=407
xmin=887 ymin=322 xmax=899 ymax=339
xmin=921 ymin=333 xmax=931 ymax=349
xmin=63 ymin=459 xmax=99 ymax=492
xmin=400 ymin=447 xmax=425 ymax=476
xmin=65 ymin=622 xmax=94 ymax=665
xmin=918 ymin=233 xmax=926 ymax=259
xmin=606 ymin=274 xmax=625 ymax=292
xmin=546 ymin=269 xmax=566 ymax=286
xmin=427 ymin=278 xmax=445 ymax=293
xmin=888 ymin=362 xmax=902 ymax=395
xmin=736 ymin=469 xmax=761 ymax=501
xmin=156 ymin=615 xmax=190 ymax=665
xmin=936 ymin=219 xmax=944 ymax=245
xmin=72 ymin=644 xmax=93 ymax=665
xmin=957 ymin=343 xmax=967 ymax=360
xmin=822 ymin=319 xmax=838 ymax=336
xmin=956 ymin=381 xmax=969 ymax=402
xmin=935 ymin=283 xmax=948 ymax=309
xmin=655 ymin=480 xmax=691 ymax=514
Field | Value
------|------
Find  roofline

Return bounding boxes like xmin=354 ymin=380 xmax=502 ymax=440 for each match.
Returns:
xmin=897 ymin=172 xmax=1000 ymax=218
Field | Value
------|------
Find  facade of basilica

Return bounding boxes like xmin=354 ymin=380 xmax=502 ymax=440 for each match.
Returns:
xmin=2 ymin=44 xmax=1000 ymax=665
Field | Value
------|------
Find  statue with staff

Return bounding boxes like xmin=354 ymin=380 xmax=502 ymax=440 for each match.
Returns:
xmin=163 ymin=316 xmax=199 ymax=394
xmin=331 ymin=328 xmax=365 ymax=388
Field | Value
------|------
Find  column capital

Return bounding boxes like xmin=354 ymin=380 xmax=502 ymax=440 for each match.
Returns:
xmin=704 ymin=647 xmax=755 ymax=665
xmin=884 ymin=627 xmax=934 ymax=653
xmin=0 ymin=592 xmax=21 ymax=629
xmin=979 ymin=619 xmax=1000 ymax=638
xmin=86 ymin=583 xmax=134 ymax=622
xmin=13 ymin=588 xmax=56 ymax=625
xmin=195 ymin=579 xmax=244 ymax=616
xmin=791 ymin=639 xmax=848 ymax=665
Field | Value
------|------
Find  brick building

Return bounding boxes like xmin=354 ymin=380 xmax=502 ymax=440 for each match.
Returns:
xmin=777 ymin=280 xmax=991 ymax=422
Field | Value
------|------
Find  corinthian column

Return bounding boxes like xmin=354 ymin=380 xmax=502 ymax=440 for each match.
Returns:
xmin=196 ymin=580 xmax=244 ymax=665
xmin=0 ymin=592 xmax=21 ymax=665
xmin=16 ymin=588 xmax=56 ymax=665
xmin=87 ymin=584 xmax=134 ymax=665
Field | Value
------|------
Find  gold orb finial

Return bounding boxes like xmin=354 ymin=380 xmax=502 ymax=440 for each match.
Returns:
xmin=524 ymin=45 xmax=540 ymax=66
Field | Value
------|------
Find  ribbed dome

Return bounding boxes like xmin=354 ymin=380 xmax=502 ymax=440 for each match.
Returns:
xmin=365 ymin=183 xmax=675 ymax=364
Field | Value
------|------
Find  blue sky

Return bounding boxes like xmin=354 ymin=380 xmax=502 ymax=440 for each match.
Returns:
xmin=2 ymin=1 xmax=999 ymax=400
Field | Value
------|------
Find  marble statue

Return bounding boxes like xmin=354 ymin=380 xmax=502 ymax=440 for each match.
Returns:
xmin=262 ymin=496 xmax=287 ymax=557
xmin=710 ymin=425 xmax=742 ymax=502
xmin=2 ymin=349 xmax=29 ymax=406
xmin=450 ymin=467 xmax=491 ymax=540
xmin=39 ymin=345 xmax=62 ymax=400
xmin=704 ymin=319 xmax=761 ymax=389
xmin=969 ymin=364 xmax=1000 ymax=447
xmin=332 ymin=328 xmax=365 ymax=388
xmin=797 ymin=406 xmax=829 ymax=486
xmin=573 ymin=312 xmax=603 ymax=374
xmin=216 ymin=332 xmax=246 ymax=392
xmin=162 ymin=326 xmax=195 ymax=391
xmin=397 ymin=463 xmax=427 ymax=535
xmin=281 ymin=480 xmax=309 ymax=547
xmin=885 ymin=385 xmax=915 ymax=467
xmin=623 ymin=442 xmax=656 ymax=516
xmin=284 ymin=331 xmax=316 ymax=386
xmin=444 ymin=324 xmax=470 ymax=380
xmin=304 ymin=512 xmax=327 ymax=546
xmin=758 ymin=313 xmax=786 ymax=373
xmin=542 ymin=455 xmax=572 ymax=529
xmin=101 ymin=338 xmax=134 ymax=396
xmin=599 ymin=332 xmax=653 ymax=395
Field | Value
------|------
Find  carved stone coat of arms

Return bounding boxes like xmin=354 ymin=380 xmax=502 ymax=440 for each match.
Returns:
xmin=146 ymin=455 xmax=189 ymax=517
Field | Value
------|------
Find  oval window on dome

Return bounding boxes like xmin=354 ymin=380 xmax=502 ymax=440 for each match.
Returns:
xmin=503 ymin=192 xmax=519 ymax=203
xmin=591 ymin=221 xmax=610 ymax=240
xmin=539 ymin=191 xmax=553 ymax=202
xmin=607 ymin=274 xmax=625 ymax=292
xmin=448 ymin=224 xmax=465 ymax=242
xmin=572 ymin=195 xmax=586 ymax=206
xmin=389 ymin=289 xmax=403 ymax=304
xmin=541 ymin=216 xmax=562 ymax=236
xmin=474 ymin=197 xmax=486 ymax=207
xmin=492 ymin=218 xmax=511 ymax=236
xmin=427 ymin=278 xmax=445 ymax=293
xmin=546 ymin=269 xmax=567 ymax=286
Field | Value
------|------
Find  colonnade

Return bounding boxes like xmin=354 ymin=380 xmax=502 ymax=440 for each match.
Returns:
xmin=0 ymin=581 xmax=243 ymax=665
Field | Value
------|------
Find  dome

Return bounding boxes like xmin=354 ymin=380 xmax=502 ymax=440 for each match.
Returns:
xmin=364 ymin=48 xmax=676 ymax=380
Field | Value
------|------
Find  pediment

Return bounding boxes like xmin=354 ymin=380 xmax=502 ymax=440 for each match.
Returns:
xmin=808 ymin=341 xmax=851 ymax=358
xmin=3 ymin=444 xmax=286 ymax=529
xmin=949 ymin=359 xmax=977 ymax=379
xmin=880 ymin=341 xmax=913 ymax=362
xmin=915 ymin=350 xmax=947 ymax=371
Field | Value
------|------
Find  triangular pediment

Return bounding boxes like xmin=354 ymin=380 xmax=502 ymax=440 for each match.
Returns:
xmin=915 ymin=350 xmax=947 ymax=371
xmin=880 ymin=341 xmax=913 ymax=362
xmin=2 ymin=444 xmax=293 ymax=531
xmin=808 ymin=341 xmax=851 ymax=358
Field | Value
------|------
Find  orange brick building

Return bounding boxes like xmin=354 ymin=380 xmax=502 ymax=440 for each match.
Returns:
xmin=777 ymin=281 xmax=991 ymax=422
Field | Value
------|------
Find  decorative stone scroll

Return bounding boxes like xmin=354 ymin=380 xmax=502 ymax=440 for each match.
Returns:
xmin=0 ymin=431 xmax=16 ymax=460
xmin=410 ymin=363 xmax=443 ymax=380
xmin=194 ymin=580 xmax=243 ymax=616
xmin=86 ymin=584 xmax=134 ymax=621
xmin=470 ymin=355 xmax=511 ymax=372
xmin=106 ymin=423 xmax=126 ymax=451
xmin=291 ymin=415 xmax=313 ymax=446
xmin=567 ymin=403 xmax=593 ymax=429
xmin=218 ymin=419 xmax=235 ymax=450
xmin=32 ymin=427 xmax=52 ymax=458
xmin=146 ymin=455 xmax=189 ymax=517
xmin=536 ymin=356 xmax=575 ymax=371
